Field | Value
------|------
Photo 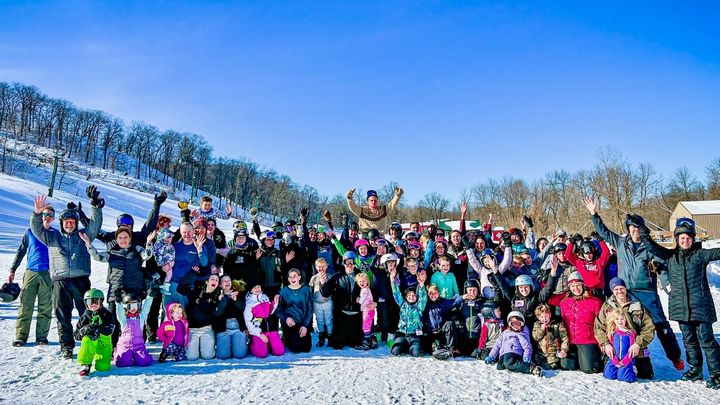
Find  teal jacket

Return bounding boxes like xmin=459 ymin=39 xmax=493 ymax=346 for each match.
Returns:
xmin=391 ymin=277 xmax=428 ymax=335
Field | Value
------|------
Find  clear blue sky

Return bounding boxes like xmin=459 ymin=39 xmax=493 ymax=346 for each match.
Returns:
xmin=2 ymin=1 xmax=719 ymax=204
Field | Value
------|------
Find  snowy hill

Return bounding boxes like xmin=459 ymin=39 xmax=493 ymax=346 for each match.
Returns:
xmin=1 ymin=172 xmax=720 ymax=403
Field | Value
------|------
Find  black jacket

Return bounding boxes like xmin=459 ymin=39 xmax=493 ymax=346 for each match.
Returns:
xmin=74 ymin=307 xmax=115 ymax=341
xmin=213 ymin=294 xmax=247 ymax=333
xmin=321 ymin=268 xmax=361 ymax=313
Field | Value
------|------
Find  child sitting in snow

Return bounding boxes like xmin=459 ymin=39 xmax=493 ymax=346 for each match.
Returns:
xmin=74 ymin=289 xmax=116 ymax=376
xmin=150 ymin=228 xmax=175 ymax=295
xmin=114 ymin=293 xmax=154 ymax=367
xmin=485 ymin=311 xmax=543 ymax=377
xmin=603 ymin=308 xmax=637 ymax=383
xmin=475 ymin=301 xmax=505 ymax=361
xmin=531 ymin=304 xmax=569 ymax=370
xmin=389 ymin=266 xmax=428 ymax=357
xmin=157 ymin=302 xmax=189 ymax=363
xmin=244 ymin=284 xmax=285 ymax=358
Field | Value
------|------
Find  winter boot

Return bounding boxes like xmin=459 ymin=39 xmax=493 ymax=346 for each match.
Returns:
xmin=370 ymin=334 xmax=379 ymax=349
xmin=79 ymin=365 xmax=91 ymax=377
xmin=61 ymin=346 xmax=73 ymax=360
xmin=316 ymin=332 xmax=327 ymax=348
xmin=355 ymin=337 xmax=372 ymax=351
xmin=707 ymin=373 xmax=720 ymax=390
xmin=433 ymin=348 xmax=452 ymax=360
xmin=531 ymin=365 xmax=545 ymax=377
xmin=36 ymin=337 xmax=49 ymax=346
xmin=12 ymin=339 xmax=25 ymax=347
xmin=681 ymin=367 xmax=704 ymax=382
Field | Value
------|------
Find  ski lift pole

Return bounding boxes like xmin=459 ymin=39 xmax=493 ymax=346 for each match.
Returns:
xmin=48 ymin=149 xmax=60 ymax=197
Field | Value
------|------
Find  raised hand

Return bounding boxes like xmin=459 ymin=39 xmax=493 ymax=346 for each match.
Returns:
xmin=300 ymin=207 xmax=308 ymax=224
xmin=417 ymin=270 xmax=427 ymax=285
xmin=346 ymin=188 xmax=356 ymax=199
xmin=583 ymin=196 xmax=597 ymax=215
xmin=394 ymin=186 xmax=404 ymax=197
xmin=154 ymin=191 xmax=168 ymax=206
xmin=460 ymin=202 xmax=468 ymax=217
xmin=147 ymin=230 xmax=158 ymax=244
xmin=249 ymin=207 xmax=258 ymax=221
xmin=255 ymin=249 xmax=263 ymax=259
xmin=78 ymin=231 xmax=91 ymax=246
xmin=225 ymin=204 xmax=233 ymax=215
xmin=285 ymin=251 xmax=296 ymax=263
xmin=194 ymin=234 xmax=206 ymax=251
xmin=34 ymin=195 xmax=49 ymax=214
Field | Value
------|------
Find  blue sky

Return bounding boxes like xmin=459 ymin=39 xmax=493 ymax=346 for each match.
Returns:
xmin=1 ymin=1 xmax=719 ymax=204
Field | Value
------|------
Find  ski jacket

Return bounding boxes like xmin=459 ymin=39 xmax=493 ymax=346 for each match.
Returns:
xmin=560 ymin=293 xmax=602 ymax=345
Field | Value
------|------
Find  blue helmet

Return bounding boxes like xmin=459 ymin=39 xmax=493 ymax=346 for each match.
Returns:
xmin=342 ymin=251 xmax=357 ymax=262
xmin=515 ymin=275 xmax=533 ymax=288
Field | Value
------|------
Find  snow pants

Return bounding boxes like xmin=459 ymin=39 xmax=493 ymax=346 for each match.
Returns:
xmin=187 ymin=325 xmax=216 ymax=360
xmin=114 ymin=345 xmax=153 ymax=367
xmin=16 ymin=270 xmax=52 ymax=342
xmin=679 ymin=320 xmax=720 ymax=375
xmin=376 ymin=300 xmax=399 ymax=340
xmin=160 ymin=343 xmax=187 ymax=362
xmin=391 ymin=334 xmax=422 ymax=357
xmin=603 ymin=359 xmax=636 ymax=383
xmin=53 ymin=276 xmax=90 ymax=348
xmin=78 ymin=335 xmax=112 ymax=371
xmin=249 ymin=331 xmax=285 ymax=358
xmin=566 ymin=344 xmax=602 ymax=373
xmin=330 ymin=311 xmax=363 ymax=349
xmin=497 ymin=353 xmax=533 ymax=374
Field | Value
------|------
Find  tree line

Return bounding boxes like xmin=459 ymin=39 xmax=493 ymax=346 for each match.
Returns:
xmin=1 ymin=82 xmax=718 ymax=235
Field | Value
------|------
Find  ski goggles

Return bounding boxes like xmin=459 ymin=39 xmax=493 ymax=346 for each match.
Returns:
xmin=264 ymin=231 xmax=276 ymax=239
xmin=117 ymin=215 xmax=134 ymax=227
xmin=60 ymin=211 xmax=79 ymax=221
xmin=233 ymin=221 xmax=247 ymax=230
xmin=404 ymin=231 xmax=419 ymax=240
xmin=41 ymin=211 xmax=55 ymax=219
xmin=375 ymin=239 xmax=389 ymax=247
xmin=84 ymin=298 xmax=102 ymax=307
xmin=509 ymin=319 xmax=524 ymax=328
xmin=273 ymin=226 xmax=284 ymax=234
xmin=124 ymin=301 xmax=140 ymax=312
xmin=285 ymin=226 xmax=295 ymax=233
xmin=675 ymin=218 xmax=695 ymax=228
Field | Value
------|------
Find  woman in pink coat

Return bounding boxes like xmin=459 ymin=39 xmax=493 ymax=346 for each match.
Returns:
xmin=560 ymin=271 xmax=602 ymax=374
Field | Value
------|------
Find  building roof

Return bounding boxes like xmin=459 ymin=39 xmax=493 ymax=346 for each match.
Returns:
xmin=679 ymin=200 xmax=720 ymax=215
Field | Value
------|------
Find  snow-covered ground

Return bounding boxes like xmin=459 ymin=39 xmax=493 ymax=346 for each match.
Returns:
xmin=1 ymin=171 xmax=720 ymax=404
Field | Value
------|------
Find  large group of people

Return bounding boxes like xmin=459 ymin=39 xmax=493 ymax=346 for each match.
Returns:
xmin=4 ymin=185 xmax=720 ymax=389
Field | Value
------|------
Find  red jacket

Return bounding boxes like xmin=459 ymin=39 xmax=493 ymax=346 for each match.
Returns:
xmin=560 ymin=294 xmax=602 ymax=345
xmin=564 ymin=241 xmax=610 ymax=291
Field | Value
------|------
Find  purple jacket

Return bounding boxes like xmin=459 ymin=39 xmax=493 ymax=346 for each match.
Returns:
xmin=488 ymin=327 xmax=533 ymax=363
xmin=115 ymin=296 xmax=154 ymax=353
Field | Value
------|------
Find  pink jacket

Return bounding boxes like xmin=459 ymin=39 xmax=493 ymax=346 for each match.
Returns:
xmin=157 ymin=303 xmax=190 ymax=349
xmin=560 ymin=294 xmax=602 ymax=345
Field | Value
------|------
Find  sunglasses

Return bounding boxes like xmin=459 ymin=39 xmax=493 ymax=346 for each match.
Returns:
xmin=41 ymin=212 xmax=55 ymax=219
xmin=676 ymin=217 xmax=695 ymax=228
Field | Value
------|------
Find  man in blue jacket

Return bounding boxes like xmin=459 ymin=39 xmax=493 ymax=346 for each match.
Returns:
xmin=9 ymin=205 xmax=56 ymax=347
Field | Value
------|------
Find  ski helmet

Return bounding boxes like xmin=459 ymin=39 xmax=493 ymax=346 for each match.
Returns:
xmin=515 ymin=275 xmax=534 ymax=288
xmin=624 ymin=214 xmax=645 ymax=230
xmin=354 ymin=239 xmax=369 ymax=249
xmin=0 ymin=282 xmax=21 ymax=302
xmin=507 ymin=311 xmax=525 ymax=324
xmin=464 ymin=279 xmax=480 ymax=292
xmin=389 ymin=222 xmax=403 ymax=234
xmin=674 ymin=217 xmax=696 ymax=238
xmin=116 ymin=213 xmax=134 ymax=228
xmin=480 ymin=248 xmax=496 ymax=260
xmin=380 ymin=253 xmax=400 ymax=266
xmin=552 ymin=243 xmax=568 ymax=254
xmin=367 ymin=229 xmax=380 ymax=241
xmin=83 ymin=288 xmax=105 ymax=308
xmin=348 ymin=221 xmax=359 ymax=231
xmin=58 ymin=209 xmax=79 ymax=227
xmin=261 ymin=230 xmax=276 ymax=241
xmin=404 ymin=231 xmax=419 ymax=241
xmin=579 ymin=241 xmax=597 ymax=256
xmin=480 ymin=301 xmax=498 ymax=319
xmin=342 ymin=251 xmax=357 ymax=262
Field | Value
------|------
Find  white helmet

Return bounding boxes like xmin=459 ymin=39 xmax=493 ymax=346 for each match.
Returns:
xmin=380 ymin=253 xmax=400 ymax=266
xmin=507 ymin=311 xmax=525 ymax=324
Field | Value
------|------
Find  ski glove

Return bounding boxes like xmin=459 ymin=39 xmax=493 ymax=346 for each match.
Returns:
xmin=523 ymin=215 xmax=534 ymax=228
xmin=154 ymin=191 xmax=168 ymax=206
xmin=86 ymin=185 xmax=105 ymax=208
xmin=485 ymin=356 xmax=495 ymax=364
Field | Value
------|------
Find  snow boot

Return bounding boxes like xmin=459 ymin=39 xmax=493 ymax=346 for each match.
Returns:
xmin=681 ymin=367 xmax=704 ymax=382
xmin=370 ymin=335 xmax=379 ymax=349
xmin=707 ymin=373 xmax=720 ymax=390
xmin=61 ymin=346 xmax=73 ymax=360
xmin=12 ymin=339 xmax=25 ymax=347
xmin=79 ymin=365 xmax=91 ymax=377
xmin=36 ymin=337 xmax=49 ymax=346
xmin=433 ymin=348 xmax=452 ymax=360
xmin=316 ymin=332 xmax=327 ymax=348
xmin=531 ymin=365 xmax=545 ymax=377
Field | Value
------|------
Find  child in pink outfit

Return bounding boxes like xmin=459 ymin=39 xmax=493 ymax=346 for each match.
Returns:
xmin=244 ymin=285 xmax=285 ymax=358
xmin=355 ymin=273 xmax=375 ymax=350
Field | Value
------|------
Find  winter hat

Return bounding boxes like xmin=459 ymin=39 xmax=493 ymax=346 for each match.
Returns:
xmin=192 ymin=218 xmax=208 ymax=229
xmin=609 ymin=277 xmax=626 ymax=291
xmin=567 ymin=271 xmax=584 ymax=284
xmin=366 ymin=190 xmax=378 ymax=199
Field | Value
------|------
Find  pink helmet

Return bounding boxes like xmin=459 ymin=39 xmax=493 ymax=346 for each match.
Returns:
xmin=354 ymin=239 xmax=369 ymax=249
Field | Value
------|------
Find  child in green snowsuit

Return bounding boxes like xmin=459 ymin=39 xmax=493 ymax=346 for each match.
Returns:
xmin=74 ymin=289 xmax=115 ymax=376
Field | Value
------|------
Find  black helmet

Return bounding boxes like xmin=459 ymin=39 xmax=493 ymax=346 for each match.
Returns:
xmin=348 ymin=221 xmax=359 ymax=231
xmin=58 ymin=209 xmax=79 ymax=224
xmin=674 ymin=217 xmax=696 ymax=238
xmin=464 ymin=279 xmax=480 ymax=291
xmin=579 ymin=241 xmax=597 ymax=256
xmin=116 ymin=213 xmax=135 ymax=228
xmin=0 ymin=282 xmax=21 ymax=302
xmin=122 ymin=292 xmax=140 ymax=305
xmin=389 ymin=222 xmax=403 ymax=234
xmin=284 ymin=219 xmax=297 ymax=227
xmin=480 ymin=301 xmax=498 ymax=319
xmin=367 ymin=229 xmax=380 ymax=240
xmin=552 ymin=243 xmax=568 ymax=254
xmin=624 ymin=213 xmax=645 ymax=230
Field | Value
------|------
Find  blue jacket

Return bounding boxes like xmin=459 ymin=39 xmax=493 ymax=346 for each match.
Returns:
xmin=11 ymin=228 xmax=53 ymax=272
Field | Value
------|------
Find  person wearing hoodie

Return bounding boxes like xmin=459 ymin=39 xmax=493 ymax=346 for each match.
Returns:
xmin=388 ymin=264 xmax=428 ymax=357
xmin=214 ymin=275 xmax=248 ymax=359
xmin=113 ymin=292 xmax=154 ymax=367
xmin=157 ymin=302 xmax=189 ymax=362
xmin=178 ymin=271 xmax=220 ymax=360
xmin=244 ymin=284 xmax=285 ymax=358
xmin=635 ymin=215 xmax=720 ymax=389
xmin=30 ymin=188 xmax=104 ymax=359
